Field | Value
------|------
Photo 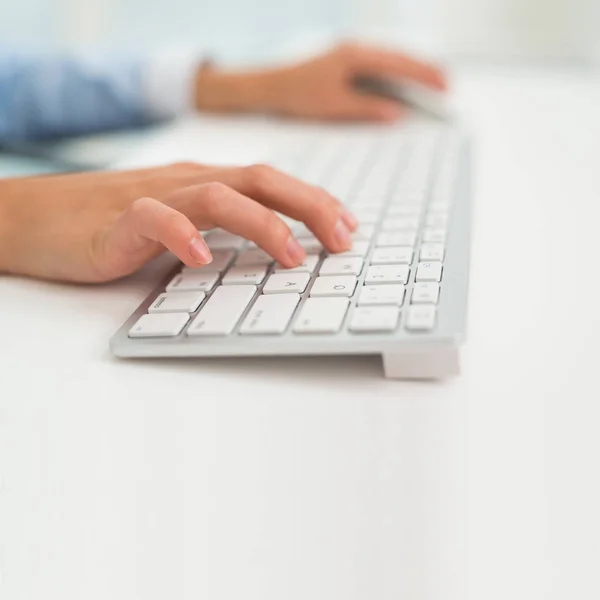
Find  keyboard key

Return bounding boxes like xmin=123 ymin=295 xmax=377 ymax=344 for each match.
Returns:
xmin=349 ymin=306 xmax=400 ymax=333
xmin=263 ymin=273 xmax=310 ymax=294
xmin=235 ymin=248 xmax=274 ymax=267
xmin=129 ymin=313 xmax=189 ymax=338
xmin=371 ymin=247 xmax=413 ymax=265
xmin=416 ymin=261 xmax=443 ymax=282
xmin=405 ymin=305 xmax=436 ymax=331
xmin=205 ymin=230 xmax=245 ymax=250
xmin=358 ymin=285 xmax=405 ymax=306
xmin=386 ymin=205 xmax=421 ymax=217
xmin=222 ymin=266 xmax=268 ymax=285
xmin=352 ymin=225 xmax=376 ymax=241
xmin=352 ymin=208 xmax=381 ymax=221
xmin=299 ymin=240 xmax=324 ymax=255
xmin=293 ymin=298 xmax=349 ymax=333
xmin=149 ymin=291 xmax=205 ymax=314
xmin=182 ymin=249 xmax=234 ymax=273
xmin=376 ymin=231 xmax=417 ymax=248
xmin=365 ymin=265 xmax=410 ymax=285
xmin=380 ymin=217 xmax=420 ymax=231
xmin=188 ymin=285 xmax=256 ymax=336
xmin=422 ymin=228 xmax=446 ymax=243
xmin=310 ymin=276 xmax=357 ymax=297
xmin=411 ymin=282 xmax=440 ymax=304
xmin=419 ymin=243 xmax=445 ymax=261
xmin=275 ymin=254 xmax=320 ymax=274
xmin=166 ymin=272 xmax=219 ymax=293
xmin=240 ymin=293 xmax=300 ymax=335
xmin=425 ymin=214 xmax=448 ymax=228
xmin=320 ymin=256 xmax=364 ymax=276
xmin=333 ymin=241 xmax=370 ymax=258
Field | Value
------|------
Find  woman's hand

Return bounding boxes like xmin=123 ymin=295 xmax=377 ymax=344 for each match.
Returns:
xmin=195 ymin=42 xmax=447 ymax=122
xmin=0 ymin=163 xmax=357 ymax=284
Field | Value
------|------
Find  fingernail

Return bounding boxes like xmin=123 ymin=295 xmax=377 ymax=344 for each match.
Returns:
xmin=286 ymin=236 xmax=306 ymax=266
xmin=341 ymin=209 xmax=358 ymax=231
xmin=334 ymin=219 xmax=352 ymax=249
xmin=189 ymin=237 xmax=213 ymax=264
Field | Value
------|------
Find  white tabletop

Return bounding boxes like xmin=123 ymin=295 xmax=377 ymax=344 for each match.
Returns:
xmin=1 ymin=66 xmax=599 ymax=600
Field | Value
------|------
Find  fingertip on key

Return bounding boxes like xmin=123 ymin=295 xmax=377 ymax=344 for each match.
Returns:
xmin=333 ymin=218 xmax=352 ymax=251
xmin=189 ymin=237 xmax=213 ymax=265
xmin=285 ymin=236 xmax=307 ymax=267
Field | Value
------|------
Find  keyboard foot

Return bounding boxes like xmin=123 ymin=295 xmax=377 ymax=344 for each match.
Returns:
xmin=382 ymin=345 xmax=460 ymax=380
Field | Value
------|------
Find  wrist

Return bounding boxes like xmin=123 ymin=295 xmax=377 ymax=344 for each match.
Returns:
xmin=194 ymin=65 xmax=288 ymax=114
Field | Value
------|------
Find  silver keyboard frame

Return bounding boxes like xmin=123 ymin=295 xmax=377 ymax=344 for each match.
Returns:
xmin=110 ymin=134 xmax=472 ymax=380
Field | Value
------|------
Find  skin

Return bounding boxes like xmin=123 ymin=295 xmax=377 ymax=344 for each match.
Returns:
xmin=0 ymin=43 xmax=447 ymax=284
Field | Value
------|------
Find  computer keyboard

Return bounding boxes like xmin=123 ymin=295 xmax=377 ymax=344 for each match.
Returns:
xmin=110 ymin=124 xmax=472 ymax=379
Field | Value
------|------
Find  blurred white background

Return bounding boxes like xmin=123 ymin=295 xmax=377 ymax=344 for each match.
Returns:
xmin=0 ymin=0 xmax=598 ymax=65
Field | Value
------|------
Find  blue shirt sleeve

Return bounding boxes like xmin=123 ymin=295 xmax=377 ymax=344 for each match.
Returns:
xmin=0 ymin=50 xmax=177 ymax=143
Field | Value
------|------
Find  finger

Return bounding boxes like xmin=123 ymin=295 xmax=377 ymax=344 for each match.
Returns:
xmin=344 ymin=44 xmax=447 ymax=90
xmin=98 ymin=196 xmax=213 ymax=280
xmin=333 ymin=96 xmax=405 ymax=122
xmin=165 ymin=182 xmax=307 ymax=269
xmin=214 ymin=164 xmax=358 ymax=253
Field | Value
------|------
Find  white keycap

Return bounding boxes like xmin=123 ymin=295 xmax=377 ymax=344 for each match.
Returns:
xmin=293 ymin=224 xmax=313 ymax=238
xmin=240 ymin=293 xmax=300 ymax=335
xmin=310 ymin=276 xmax=357 ymax=297
xmin=419 ymin=243 xmax=445 ymax=261
xmin=355 ymin=215 xmax=379 ymax=225
xmin=376 ymin=231 xmax=417 ymax=248
xmin=275 ymin=254 xmax=320 ymax=274
xmin=182 ymin=249 xmax=234 ymax=273
xmin=386 ymin=205 xmax=421 ymax=217
xmin=365 ymin=265 xmax=410 ymax=285
xmin=299 ymin=240 xmax=323 ymax=255
xmin=349 ymin=306 xmax=400 ymax=333
xmin=166 ymin=272 xmax=219 ymax=293
xmin=149 ymin=291 xmax=205 ymax=314
xmin=188 ymin=285 xmax=256 ymax=336
xmin=235 ymin=248 xmax=274 ymax=267
xmin=129 ymin=313 xmax=189 ymax=338
xmin=352 ymin=208 xmax=381 ymax=221
xmin=422 ymin=228 xmax=446 ymax=243
xmin=425 ymin=214 xmax=448 ymax=228
xmin=333 ymin=241 xmax=370 ymax=258
xmin=380 ymin=217 xmax=420 ymax=231
xmin=320 ymin=256 xmax=364 ymax=276
xmin=416 ymin=261 xmax=443 ymax=282
xmin=222 ymin=266 xmax=267 ymax=285
xmin=405 ymin=305 xmax=436 ymax=331
xmin=263 ymin=273 xmax=310 ymax=294
xmin=411 ymin=282 xmax=440 ymax=304
xmin=371 ymin=246 xmax=413 ymax=265
xmin=352 ymin=225 xmax=375 ymax=241
xmin=293 ymin=298 xmax=349 ymax=333
xmin=358 ymin=284 xmax=405 ymax=306
xmin=205 ymin=231 xmax=245 ymax=250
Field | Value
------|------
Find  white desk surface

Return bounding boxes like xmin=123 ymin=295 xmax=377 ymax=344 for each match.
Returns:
xmin=1 ymin=67 xmax=599 ymax=600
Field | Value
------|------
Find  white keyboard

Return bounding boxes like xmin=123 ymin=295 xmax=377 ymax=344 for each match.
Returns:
xmin=110 ymin=125 xmax=472 ymax=379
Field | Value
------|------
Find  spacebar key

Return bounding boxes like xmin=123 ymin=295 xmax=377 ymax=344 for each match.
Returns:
xmin=187 ymin=285 xmax=256 ymax=336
